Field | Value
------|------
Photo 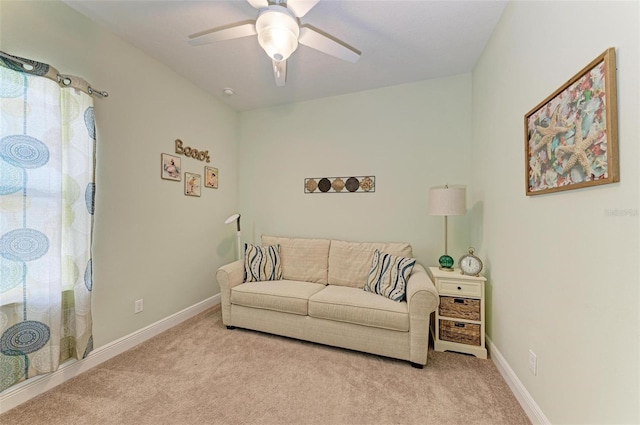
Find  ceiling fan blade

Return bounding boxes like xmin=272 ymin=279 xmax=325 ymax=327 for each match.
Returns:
xmin=188 ymin=22 xmax=257 ymax=46
xmin=247 ymin=0 xmax=269 ymax=9
xmin=298 ymin=25 xmax=361 ymax=63
xmin=273 ymin=60 xmax=287 ymax=87
xmin=286 ymin=0 xmax=320 ymax=18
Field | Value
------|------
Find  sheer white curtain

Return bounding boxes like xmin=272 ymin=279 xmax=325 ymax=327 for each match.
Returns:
xmin=0 ymin=52 xmax=99 ymax=392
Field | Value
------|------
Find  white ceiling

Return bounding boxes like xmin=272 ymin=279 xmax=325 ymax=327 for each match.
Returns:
xmin=63 ymin=0 xmax=508 ymax=111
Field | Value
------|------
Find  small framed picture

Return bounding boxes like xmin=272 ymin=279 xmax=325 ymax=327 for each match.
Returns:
xmin=161 ymin=153 xmax=181 ymax=181
xmin=184 ymin=172 xmax=201 ymax=197
xmin=205 ymin=166 xmax=219 ymax=189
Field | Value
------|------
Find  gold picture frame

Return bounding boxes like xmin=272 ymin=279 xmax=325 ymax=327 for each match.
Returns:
xmin=161 ymin=153 xmax=181 ymax=181
xmin=524 ymin=48 xmax=619 ymax=196
xmin=184 ymin=172 xmax=201 ymax=197
xmin=204 ymin=166 xmax=218 ymax=189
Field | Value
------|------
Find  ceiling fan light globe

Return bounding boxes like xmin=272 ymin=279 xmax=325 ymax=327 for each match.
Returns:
xmin=258 ymin=27 xmax=298 ymax=61
xmin=256 ymin=6 xmax=300 ymax=62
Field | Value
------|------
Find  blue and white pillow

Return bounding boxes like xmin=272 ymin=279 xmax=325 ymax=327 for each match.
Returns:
xmin=364 ymin=249 xmax=416 ymax=302
xmin=244 ymin=243 xmax=283 ymax=282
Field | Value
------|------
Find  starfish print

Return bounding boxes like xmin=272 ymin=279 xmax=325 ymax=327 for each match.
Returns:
xmin=554 ymin=115 xmax=599 ymax=176
xmin=594 ymin=156 xmax=607 ymax=170
xmin=532 ymin=106 xmax=571 ymax=159
xmin=530 ymin=157 xmax=542 ymax=181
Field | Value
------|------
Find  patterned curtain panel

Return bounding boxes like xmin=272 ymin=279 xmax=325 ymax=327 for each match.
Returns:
xmin=0 ymin=54 xmax=96 ymax=392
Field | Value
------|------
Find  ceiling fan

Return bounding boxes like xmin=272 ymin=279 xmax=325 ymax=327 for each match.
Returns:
xmin=188 ymin=0 xmax=361 ymax=87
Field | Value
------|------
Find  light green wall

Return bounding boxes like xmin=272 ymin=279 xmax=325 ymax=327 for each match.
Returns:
xmin=0 ymin=1 xmax=239 ymax=347
xmin=472 ymin=1 xmax=639 ymax=423
xmin=238 ymin=75 xmax=474 ymax=267
xmin=4 ymin=1 xmax=638 ymax=422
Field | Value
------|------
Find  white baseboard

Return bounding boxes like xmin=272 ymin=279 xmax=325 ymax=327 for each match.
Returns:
xmin=0 ymin=294 xmax=220 ymax=414
xmin=487 ymin=336 xmax=550 ymax=425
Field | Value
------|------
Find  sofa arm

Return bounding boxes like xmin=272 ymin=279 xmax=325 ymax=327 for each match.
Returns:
xmin=216 ymin=260 xmax=244 ymax=325
xmin=405 ymin=263 xmax=439 ymax=365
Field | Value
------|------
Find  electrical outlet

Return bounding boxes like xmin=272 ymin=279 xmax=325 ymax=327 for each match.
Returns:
xmin=134 ymin=299 xmax=144 ymax=314
xmin=528 ymin=349 xmax=537 ymax=376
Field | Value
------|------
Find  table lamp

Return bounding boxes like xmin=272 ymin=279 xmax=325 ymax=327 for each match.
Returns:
xmin=428 ymin=185 xmax=466 ymax=271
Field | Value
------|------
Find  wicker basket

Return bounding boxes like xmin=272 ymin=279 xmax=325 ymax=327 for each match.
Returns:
xmin=439 ymin=296 xmax=480 ymax=321
xmin=439 ymin=320 xmax=481 ymax=346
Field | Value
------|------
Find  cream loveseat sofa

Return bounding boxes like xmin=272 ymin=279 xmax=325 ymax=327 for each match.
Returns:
xmin=216 ymin=236 xmax=439 ymax=367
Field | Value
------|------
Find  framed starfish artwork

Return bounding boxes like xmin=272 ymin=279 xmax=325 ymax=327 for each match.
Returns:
xmin=524 ymin=48 xmax=619 ymax=196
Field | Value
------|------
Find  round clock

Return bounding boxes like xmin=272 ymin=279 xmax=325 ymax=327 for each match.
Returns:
xmin=459 ymin=247 xmax=483 ymax=276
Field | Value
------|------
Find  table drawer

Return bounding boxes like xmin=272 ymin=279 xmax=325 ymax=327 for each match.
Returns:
xmin=439 ymin=320 xmax=481 ymax=346
xmin=439 ymin=296 xmax=480 ymax=321
xmin=439 ymin=280 xmax=481 ymax=297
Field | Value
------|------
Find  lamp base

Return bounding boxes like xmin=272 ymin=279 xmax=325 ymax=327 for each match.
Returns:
xmin=438 ymin=254 xmax=455 ymax=271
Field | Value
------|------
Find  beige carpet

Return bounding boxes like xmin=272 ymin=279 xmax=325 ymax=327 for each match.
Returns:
xmin=1 ymin=306 xmax=530 ymax=425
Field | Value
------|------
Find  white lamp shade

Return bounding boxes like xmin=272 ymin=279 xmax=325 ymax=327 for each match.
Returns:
xmin=256 ymin=7 xmax=300 ymax=62
xmin=428 ymin=187 xmax=466 ymax=216
xmin=224 ymin=213 xmax=240 ymax=224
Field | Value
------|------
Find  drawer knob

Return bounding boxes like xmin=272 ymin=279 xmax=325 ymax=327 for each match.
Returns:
xmin=454 ymin=298 xmax=465 ymax=304
xmin=454 ymin=322 xmax=465 ymax=328
xmin=457 ymin=286 xmax=462 ymax=291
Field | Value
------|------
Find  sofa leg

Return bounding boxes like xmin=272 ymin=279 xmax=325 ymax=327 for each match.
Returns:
xmin=411 ymin=362 xmax=424 ymax=369
xmin=226 ymin=325 xmax=236 ymax=330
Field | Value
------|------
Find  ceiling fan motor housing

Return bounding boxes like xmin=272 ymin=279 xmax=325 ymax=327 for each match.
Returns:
xmin=256 ymin=5 xmax=300 ymax=62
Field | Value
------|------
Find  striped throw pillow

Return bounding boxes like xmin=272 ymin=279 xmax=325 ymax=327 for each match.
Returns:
xmin=364 ymin=249 xmax=416 ymax=302
xmin=243 ymin=243 xmax=283 ymax=283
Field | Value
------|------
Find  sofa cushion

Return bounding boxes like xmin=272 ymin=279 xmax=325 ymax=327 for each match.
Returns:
xmin=308 ymin=285 xmax=409 ymax=332
xmin=262 ymin=235 xmax=330 ymax=284
xmin=231 ymin=280 xmax=326 ymax=316
xmin=364 ymin=250 xmax=416 ymax=302
xmin=244 ymin=243 xmax=282 ymax=282
xmin=328 ymin=239 xmax=413 ymax=288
